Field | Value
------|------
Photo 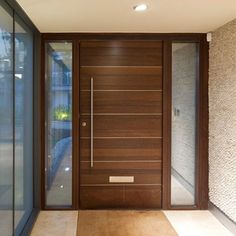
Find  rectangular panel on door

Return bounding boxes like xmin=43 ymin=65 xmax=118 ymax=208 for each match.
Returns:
xmin=79 ymin=41 xmax=163 ymax=209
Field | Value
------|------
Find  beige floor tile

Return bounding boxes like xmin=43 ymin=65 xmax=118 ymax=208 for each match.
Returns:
xmin=0 ymin=210 xmax=12 ymax=236
xmin=30 ymin=211 xmax=78 ymax=236
xmin=164 ymin=210 xmax=234 ymax=236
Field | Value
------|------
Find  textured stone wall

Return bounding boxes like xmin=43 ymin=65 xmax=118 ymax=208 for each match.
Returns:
xmin=209 ymin=19 xmax=236 ymax=223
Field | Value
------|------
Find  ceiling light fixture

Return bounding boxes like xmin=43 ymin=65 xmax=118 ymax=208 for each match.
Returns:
xmin=133 ymin=3 xmax=148 ymax=12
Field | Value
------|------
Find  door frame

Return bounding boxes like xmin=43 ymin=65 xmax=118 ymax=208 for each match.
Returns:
xmin=41 ymin=33 xmax=208 ymax=210
xmin=162 ymin=38 xmax=209 ymax=210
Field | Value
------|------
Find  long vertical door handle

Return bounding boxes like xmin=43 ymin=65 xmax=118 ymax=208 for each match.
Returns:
xmin=90 ymin=77 xmax=94 ymax=168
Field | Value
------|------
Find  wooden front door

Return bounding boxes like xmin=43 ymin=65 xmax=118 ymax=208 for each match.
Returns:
xmin=79 ymin=41 xmax=163 ymax=208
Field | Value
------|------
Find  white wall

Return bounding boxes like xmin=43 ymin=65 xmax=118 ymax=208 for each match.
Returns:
xmin=209 ymin=19 xmax=236 ymax=223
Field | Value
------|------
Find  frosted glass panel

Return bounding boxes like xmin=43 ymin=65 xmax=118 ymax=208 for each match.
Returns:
xmin=45 ymin=42 xmax=73 ymax=206
xmin=171 ymin=43 xmax=199 ymax=206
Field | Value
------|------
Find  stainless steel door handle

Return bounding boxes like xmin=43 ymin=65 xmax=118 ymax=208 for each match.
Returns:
xmin=90 ymin=77 xmax=94 ymax=168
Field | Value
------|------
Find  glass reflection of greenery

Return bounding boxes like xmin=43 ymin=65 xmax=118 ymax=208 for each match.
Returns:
xmin=53 ymin=105 xmax=71 ymax=121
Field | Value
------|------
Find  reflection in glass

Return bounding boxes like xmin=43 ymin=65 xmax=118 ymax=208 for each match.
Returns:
xmin=45 ymin=42 xmax=72 ymax=206
xmin=0 ymin=3 xmax=13 ymax=236
xmin=14 ymin=16 xmax=33 ymax=235
xmin=171 ymin=43 xmax=199 ymax=206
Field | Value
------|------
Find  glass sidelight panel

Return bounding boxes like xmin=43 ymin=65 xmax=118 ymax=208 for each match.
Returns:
xmin=14 ymin=15 xmax=33 ymax=235
xmin=45 ymin=42 xmax=73 ymax=206
xmin=0 ymin=1 xmax=35 ymax=234
xmin=0 ymin=3 xmax=13 ymax=236
xmin=171 ymin=43 xmax=199 ymax=206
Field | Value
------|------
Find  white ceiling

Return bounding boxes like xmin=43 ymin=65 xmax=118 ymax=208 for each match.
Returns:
xmin=16 ymin=0 xmax=236 ymax=33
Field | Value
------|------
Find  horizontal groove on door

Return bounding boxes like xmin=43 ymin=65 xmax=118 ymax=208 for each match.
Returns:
xmin=80 ymin=160 xmax=162 ymax=163
xmin=80 ymin=91 xmax=162 ymax=113
xmin=80 ymin=67 xmax=162 ymax=90
xmin=81 ymin=113 xmax=162 ymax=116
xmin=80 ymin=137 xmax=162 ymax=139
xmin=80 ymin=90 xmax=163 ymax=92
xmin=80 ymin=115 xmax=162 ymax=138
xmin=81 ymin=184 xmax=162 ymax=187
xmin=80 ymin=185 xmax=162 ymax=209
xmin=80 ymin=66 xmax=162 ymax=68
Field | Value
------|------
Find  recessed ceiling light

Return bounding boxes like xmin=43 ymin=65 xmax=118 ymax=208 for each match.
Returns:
xmin=133 ymin=4 xmax=148 ymax=12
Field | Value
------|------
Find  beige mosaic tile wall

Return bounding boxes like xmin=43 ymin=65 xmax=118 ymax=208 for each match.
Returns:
xmin=209 ymin=19 xmax=236 ymax=223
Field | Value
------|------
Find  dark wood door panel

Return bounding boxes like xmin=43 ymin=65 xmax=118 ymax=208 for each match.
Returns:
xmin=124 ymin=186 xmax=162 ymax=208
xmin=80 ymin=67 xmax=162 ymax=90
xmin=80 ymin=161 xmax=162 ymax=185
xmin=80 ymin=185 xmax=162 ymax=209
xmin=80 ymin=41 xmax=162 ymax=66
xmin=80 ymin=91 xmax=162 ymax=114
xmin=80 ymin=138 xmax=162 ymax=161
xmin=79 ymin=40 xmax=163 ymax=209
xmin=80 ymin=186 xmax=124 ymax=209
xmin=81 ymin=173 xmax=161 ymax=185
xmin=81 ymin=161 xmax=162 ymax=171
xmin=80 ymin=115 xmax=162 ymax=137
xmin=80 ymin=41 xmax=163 ymax=48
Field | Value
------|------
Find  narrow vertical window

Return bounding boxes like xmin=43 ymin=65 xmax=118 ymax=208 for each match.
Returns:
xmin=45 ymin=42 xmax=73 ymax=206
xmin=0 ymin=3 xmax=13 ymax=235
xmin=171 ymin=43 xmax=199 ymax=206
xmin=14 ymin=15 xmax=33 ymax=234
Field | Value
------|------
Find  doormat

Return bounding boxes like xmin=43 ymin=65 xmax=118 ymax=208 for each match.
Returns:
xmin=77 ymin=210 xmax=178 ymax=236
